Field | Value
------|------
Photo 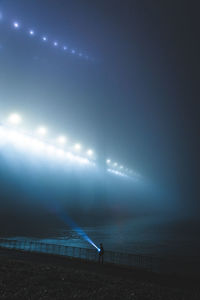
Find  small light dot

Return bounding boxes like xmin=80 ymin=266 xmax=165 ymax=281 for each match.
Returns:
xmin=13 ymin=22 xmax=19 ymax=28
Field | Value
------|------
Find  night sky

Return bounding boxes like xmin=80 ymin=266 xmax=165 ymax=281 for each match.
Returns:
xmin=0 ymin=0 xmax=199 ymax=222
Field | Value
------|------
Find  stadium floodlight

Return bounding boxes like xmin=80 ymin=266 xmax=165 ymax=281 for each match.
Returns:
xmin=74 ymin=143 xmax=81 ymax=151
xmin=87 ymin=149 xmax=93 ymax=156
xmin=29 ymin=30 xmax=34 ymax=35
xmin=54 ymin=42 xmax=58 ymax=46
xmin=37 ymin=126 xmax=47 ymax=136
xmin=13 ymin=22 xmax=19 ymax=28
xmin=42 ymin=36 xmax=47 ymax=41
xmin=8 ymin=113 xmax=22 ymax=125
xmin=57 ymin=136 xmax=67 ymax=144
xmin=106 ymin=159 xmax=111 ymax=164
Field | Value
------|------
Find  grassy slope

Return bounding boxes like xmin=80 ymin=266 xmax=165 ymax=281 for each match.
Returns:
xmin=0 ymin=248 xmax=199 ymax=300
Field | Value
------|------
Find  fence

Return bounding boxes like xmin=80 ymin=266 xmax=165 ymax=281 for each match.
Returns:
xmin=0 ymin=238 xmax=199 ymax=277
xmin=0 ymin=238 xmax=157 ymax=272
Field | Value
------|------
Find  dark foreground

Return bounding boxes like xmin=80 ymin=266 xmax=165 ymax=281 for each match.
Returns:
xmin=0 ymin=248 xmax=199 ymax=299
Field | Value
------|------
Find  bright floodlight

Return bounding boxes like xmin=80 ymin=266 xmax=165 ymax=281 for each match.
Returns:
xmin=42 ymin=36 xmax=47 ymax=41
xmin=8 ymin=113 xmax=22 ymax=125
xmin=74 ymin=143 xmax=81 ymax=151
xmin=37 ymin=126 xmax=47 ymax=136
xmin=13 ymin=22 xmax=19 ymax=28
xmin=54 ymin=42 xmax=58 ymax=46
xmin=29 ymin=30 xmax=34 ymax=35
xmin=106 ymin=159 xmax=111 ymax=164
xmin=57 ymin=136 xmax=67 ymax=144
xmin=87 ymin=149 xmax=93 ymax=156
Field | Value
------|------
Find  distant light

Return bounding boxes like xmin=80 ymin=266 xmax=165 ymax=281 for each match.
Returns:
xmin=87 ymin=149 xmax=93 ymax=156
xmin=13 ymin=22 xmax=19 ymax=28
xmin=54 ymin=42 xmax=58 ymax=47
xmin=107 ymin=168 xmax=127 ymax=178
xmin=37 ymin=127 xmax=47 ymax=136
xmin=79 ymin=53 xmax=82 ymax=57
xmin=74 ymin=143 xmax=81 ymax=150
xmin=63 ymin=46 xmax=67 ymax=50
xmin=8 ymin=113 xmax=22 ymax=125
xmin=120 ymin=165 xmax=124 ymax=169
xmin=114 ymin=162 xmax=118 ymax=167
xmin=106 ymin=159 xmax=111 ymax=164
xmin=29 ymin=30 xmax=34 ymax=35
xmin=57 ymin=136 xmax=67 ymax=144
xmin=42 ymin=36 xmax=47 ymax=41
xmin=71 ymin=49 xmax=75 ymax=54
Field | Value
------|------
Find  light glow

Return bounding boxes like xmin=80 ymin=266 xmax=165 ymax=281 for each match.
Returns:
xmin=8 ymin=18 xmax=90 ymax=61
xmin=57 ymin=136 xmax=67 ymax=144
xmin=13 ymin=22 xmax=19 ymax=28
xmin=0 ymin=124 xmax=94 ymax=168
xmin=37 ymin=127 xmax=47 ymax=136
xmin=74 ymin=143 xmax=81 ymax=151
xmin=108 ymin=168 xmax=128 ymax=178
xmin=87 ymin=149 xmax=93 ymax=156
xmin=8 ymin=113 xmax=22 ymax=125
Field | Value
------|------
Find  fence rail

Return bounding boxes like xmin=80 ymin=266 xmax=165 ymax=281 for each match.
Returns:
xmin=0 ymin=238 xmax=157 ymax=272
xmin=2 ymin=238 xmax=199 ymax=277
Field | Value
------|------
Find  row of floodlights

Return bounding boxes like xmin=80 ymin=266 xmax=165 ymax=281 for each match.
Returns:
xmin=6 ymin=113 xmax=139 ymax=178
xmin=7 ymin=113 xmax=94 ymax=157
xmin=12 ymin=21 xmax=90 ymax=60
xmin=106 ymin=159 xmax=135 ymax=176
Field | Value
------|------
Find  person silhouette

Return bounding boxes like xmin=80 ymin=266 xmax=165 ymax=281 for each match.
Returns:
xmin=98 ymin=243 xmax=104 ymax=264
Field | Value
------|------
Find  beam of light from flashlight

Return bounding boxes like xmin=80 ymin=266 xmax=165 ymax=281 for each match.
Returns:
xmin=58 ymin=210 xmax=100 ymax=252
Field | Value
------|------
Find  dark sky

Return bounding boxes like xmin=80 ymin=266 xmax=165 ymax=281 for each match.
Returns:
xmin=0 ymin=0 xmax=199 ymax=218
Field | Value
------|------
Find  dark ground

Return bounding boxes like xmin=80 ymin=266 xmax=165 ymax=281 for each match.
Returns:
xmin=0 ymin=248 xmax=199 ymax=299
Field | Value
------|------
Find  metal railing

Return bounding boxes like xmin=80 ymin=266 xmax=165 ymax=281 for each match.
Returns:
xmin=0 ymin=238 xmax=199 ymax=277
xmin=0 ymin=238 xmax=156 ymax=271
